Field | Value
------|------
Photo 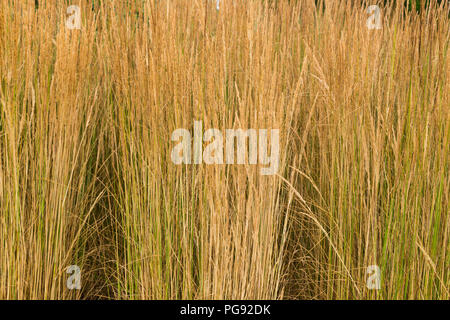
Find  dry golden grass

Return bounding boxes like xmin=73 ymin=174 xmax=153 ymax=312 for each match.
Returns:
xmin=0 ymin=0 xmax=448 ymax=299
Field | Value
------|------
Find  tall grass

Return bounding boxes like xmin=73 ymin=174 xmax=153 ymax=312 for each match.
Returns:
xmin=0 ymin=0 xmax=448 ymax=299
xmin=0 ymin=1 xmax=106 ymax=298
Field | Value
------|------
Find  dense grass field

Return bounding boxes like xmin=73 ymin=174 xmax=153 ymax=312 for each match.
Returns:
xmin=0 ymin=0 xmax=448 ymax=299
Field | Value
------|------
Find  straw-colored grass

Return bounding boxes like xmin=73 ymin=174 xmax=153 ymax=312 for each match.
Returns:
xmin=0 ymin=0 xmax=448 ymax=299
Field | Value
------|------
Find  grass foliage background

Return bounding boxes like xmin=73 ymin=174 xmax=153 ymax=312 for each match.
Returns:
xmin=0 ymin=0 xmax=448 ymax=299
